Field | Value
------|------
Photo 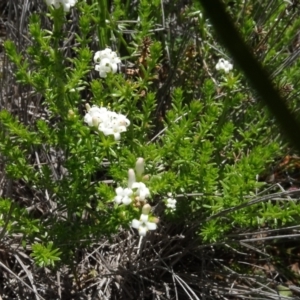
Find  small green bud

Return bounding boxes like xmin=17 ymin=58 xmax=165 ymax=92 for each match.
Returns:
xmin=68 ymin=109 xmax=75 ymax=119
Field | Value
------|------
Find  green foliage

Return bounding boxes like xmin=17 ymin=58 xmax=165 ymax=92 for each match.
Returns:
xmin=31 ymin=242 xmax=62 ymax=267
xmin=1 ymin=0 xmax=299 ymax=268
xmin=0 ymin=197 xmax=40 ymax=241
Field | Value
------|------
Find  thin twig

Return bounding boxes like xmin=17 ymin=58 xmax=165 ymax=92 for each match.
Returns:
xmin=0 ymin=260 xmax=46 ymax=300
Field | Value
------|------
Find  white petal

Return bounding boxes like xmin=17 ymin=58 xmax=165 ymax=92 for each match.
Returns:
xmin=146 ymin=222 xmax=157 ymax=231
xmin=132 ymin=182 xmax=140 ymax=189
xmin=138 ymin=186 xmax=150 ymax=200
xmin=94 ymin=52 xmax=101 ymax=63
xmin=84 ymin=114 xmax=92 ymax=126
xmin=117 ymin=125 xmax=126 ymax=133
xmin=139 ymin=182 xmax=146 ymax=189
xmin=167 ymin=198 xmax=176 ymax=205
xmin=100 ymin=58 xmax=112 ymax=67
xmin=114 ymin=196 xmax=122 ymax=204
xmin=101 ymin=127 xmax=113 ymax=136
xmin=140 ymin=214 xmax=149 ymax=222
xmin=139 ymin=191 xmax=146 ymax=201
xmin=122 ymin=196 xmax=132 ymax=205
xmin=123 ymin=188 xmax=133 ymax=197
xmin=115 ymin=186 xmax=124 ymax=196
xmin=109 ymin=111 xmax=118 ymax=119
xmin=119 ymin=117 xmax=130 ymax=127
xmin=111 ymin=63 xmax=118 ymax=73
xmin=138 ymin=226 xmax=148 ymax=236
xmin=113 ymin=57 xmax=121 ymax=64
xmin=99 ymin=71 xmax=107 ymax=78
xmin=63 ymin=3 xmax=71 ymax=11
xmin=90 ymin=106 xmax=105 ymax=114
xmin=131 ymin=219 xmax=141 ymax=229
xmin=102 ymin=48 xmax=112 ymax=57
xmin=113 ymin=132 xmax=121 ymax=140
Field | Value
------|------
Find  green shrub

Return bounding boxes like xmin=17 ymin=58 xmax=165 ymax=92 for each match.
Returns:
xmin=1 ymin=0 xmax=298 ymax=267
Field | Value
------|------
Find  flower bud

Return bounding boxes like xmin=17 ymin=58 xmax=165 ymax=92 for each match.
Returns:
xmin=135 ymin=157 xmax=145 ymax=177
xmin=68 ymin=109 xmax=75 ymax=119
xmin=142 ymin=204 xmax=151 ymax=215
xmin=118 ymin=211 xmax=126 ymax=220
xmin=142 ymin=174 xmax=150 ymax=181
xmin=151 ymin=217 xmax=160 ymax=224
xmin=92 ymin=116 xmax=99 ymax=127
xmin=85 ymin=103 xmax=91 ymax=112
xmin=133 ymin=201 xmax=141 ymax=208
xmin=128 ymin=169 xmax=136 ymax=188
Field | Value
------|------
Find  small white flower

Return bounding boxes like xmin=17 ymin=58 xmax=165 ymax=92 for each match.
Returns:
xmin=216 ymin=58 xmax=233 ymax=73
xmin=132 ymin=182 xmax=150 ymax=200
xmin=84 ymin=105 xmax=130 ymax=141
xmin=131 ymin=214 xmax=157 ymax=236
xmin=94 ymin=48 xmax=121 ymax=78
xmin=84 ymin=106 xmax=108 ymax=127
xmin=94 ymin=49 xmax=112 ymax=63
xmin=166 ymin=197 xmax=177 ymax=211
xmin=100 ymin=122 xmax=126 ymax=140
xmin=95 ymin=58 xmax=119 ymax=78
xmin=114 ymin=187 xmax=133 ymax=205
xmin=45 ymin=0 xmax=77 ymax=11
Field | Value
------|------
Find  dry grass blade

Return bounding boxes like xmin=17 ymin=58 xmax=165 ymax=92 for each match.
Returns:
xmin=0 ymin=260 xmax=46 ymax=300
xmin=14 ymin=254 xmax=40 ymax=300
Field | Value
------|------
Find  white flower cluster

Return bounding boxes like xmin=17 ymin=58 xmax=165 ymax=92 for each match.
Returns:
xmin=84 ymin=104 xmax=130 ymax=141
xmin=94 ymin=48 xmax=121 ymax=78
xmin=113 ymin=158 xmax=157 ymax=236
xmin=114 ymin=159 xmax=151 ymax=206
xmin=114 ymin=182 xmax=150 ymax=206
xmin=166 ymin=193 xmax=177 ymax=212
xmin=114 ymin=187 xmax=132 ymax=205
xmin=215 ymin=58 xmax=233 ymax=73
xmin=45 ymin=0 xmax=77 ymax=11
